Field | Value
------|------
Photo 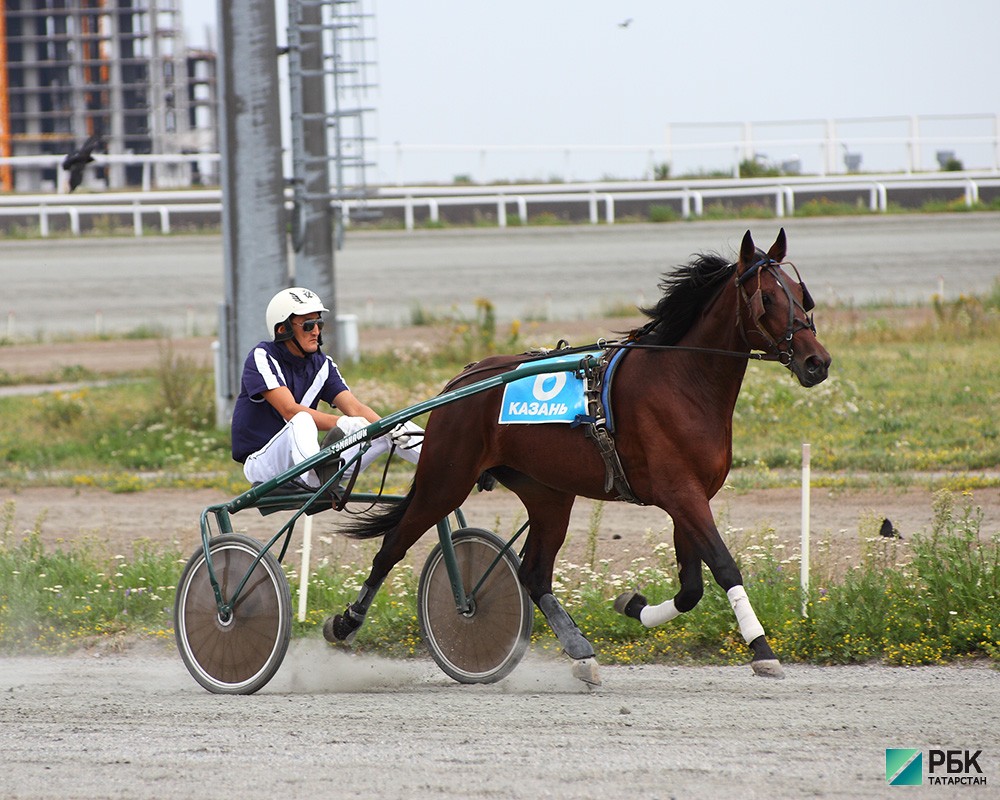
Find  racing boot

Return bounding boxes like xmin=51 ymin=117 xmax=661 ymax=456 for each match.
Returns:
xmin=316 ymin=425 xmax=347 ymax=509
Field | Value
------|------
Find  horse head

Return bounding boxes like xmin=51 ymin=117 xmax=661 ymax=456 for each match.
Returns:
xmin=735 ymin=229 xmax=831 ymax=387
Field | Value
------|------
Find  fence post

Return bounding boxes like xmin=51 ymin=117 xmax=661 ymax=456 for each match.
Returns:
xmin=964 ymin=179 xmax=979 ymax=206
xmin=404 ymin=196 xmax=414 ymax=231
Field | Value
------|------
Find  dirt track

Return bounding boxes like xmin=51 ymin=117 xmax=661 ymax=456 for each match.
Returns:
xmin=1 ymin=645 xmax=998 ymax=800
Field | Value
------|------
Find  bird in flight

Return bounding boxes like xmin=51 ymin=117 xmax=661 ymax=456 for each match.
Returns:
xmin=62 ymin=135 xmax=103 ymax=192
xmin=618 ymin=18 xmax=633 ymax=28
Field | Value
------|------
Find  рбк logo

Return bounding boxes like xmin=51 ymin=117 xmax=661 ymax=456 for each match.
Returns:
xmin=886 ymin=749 xmax=922 ymax=786
xmin=927 ymin=749 xmax=986 ymax=786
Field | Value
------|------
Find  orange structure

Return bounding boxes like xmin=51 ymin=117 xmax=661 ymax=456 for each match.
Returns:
xmin=0 ymin=0 xmax=211 ymax=191
xmin=0 ymin=0 xmax=11 ymax=191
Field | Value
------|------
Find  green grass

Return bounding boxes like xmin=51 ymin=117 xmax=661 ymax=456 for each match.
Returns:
xmin=0 ymin=503 xmax=183 ymax=651
xmin=3 ymin=292 xmax=998 ymax=491
xmin=2 ymin=490 xmax=997 ymax=666
xmin=731 ymin=297 xmax=1000 ymax=475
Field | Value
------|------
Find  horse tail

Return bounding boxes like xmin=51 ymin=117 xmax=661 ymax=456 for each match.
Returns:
xmin=339 ymin=483 xmax=415 ymax=539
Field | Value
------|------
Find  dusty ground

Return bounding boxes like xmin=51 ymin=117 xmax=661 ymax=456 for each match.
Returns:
xmin=2 ymin=647 xmax=998 ymax=800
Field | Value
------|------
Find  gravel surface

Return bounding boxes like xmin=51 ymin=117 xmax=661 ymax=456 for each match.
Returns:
xmin=1 ymin=643 xmax=998 ymax=799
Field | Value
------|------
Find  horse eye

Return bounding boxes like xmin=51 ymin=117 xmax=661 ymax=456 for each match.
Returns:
xmin=761 ymin=293 xmax=774 ymax=307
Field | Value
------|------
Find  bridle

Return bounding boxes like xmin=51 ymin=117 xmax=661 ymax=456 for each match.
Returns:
xmin=735 ymin=254 xmax=816 ymax=366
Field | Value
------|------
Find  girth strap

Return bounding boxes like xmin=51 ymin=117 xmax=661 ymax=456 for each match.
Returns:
xmin=577 ymin=348 xmax=643 ymax=505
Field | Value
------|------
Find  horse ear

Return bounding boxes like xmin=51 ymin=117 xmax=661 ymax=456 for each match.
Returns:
xmin=800 ymin=282 xmax=815 ymax=312
xmin=767 ymin=227 xmax=787 ymax=263
xmin=739 ymin=230 xmax=756 ymax=268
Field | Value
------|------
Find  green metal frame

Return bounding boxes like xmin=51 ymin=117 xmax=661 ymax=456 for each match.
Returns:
xmin=197 ymin=352 xmax=601 ymax=621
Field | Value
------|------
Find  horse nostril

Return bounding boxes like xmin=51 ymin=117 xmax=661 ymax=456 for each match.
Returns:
xmin=806 ymin=355 xmax=829 ymax=378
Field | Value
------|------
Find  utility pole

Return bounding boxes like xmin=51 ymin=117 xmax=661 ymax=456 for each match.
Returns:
xmin=216 ymin=0 xmax=289 ymax=425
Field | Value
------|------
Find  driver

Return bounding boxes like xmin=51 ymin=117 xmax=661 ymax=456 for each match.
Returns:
xmin=230 ymin=287 xmax=422 ymax=500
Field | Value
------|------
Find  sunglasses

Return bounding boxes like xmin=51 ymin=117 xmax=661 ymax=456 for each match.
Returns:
xmin=292 ymin=318 xmax=325 ymax=332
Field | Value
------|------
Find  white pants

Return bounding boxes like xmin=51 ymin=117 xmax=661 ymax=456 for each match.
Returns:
xmin=243 ymin=411 xmax=421 ymax=488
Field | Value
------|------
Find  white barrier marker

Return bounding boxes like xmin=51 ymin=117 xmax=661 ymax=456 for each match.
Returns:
xmin=801 ymin=442 xmax=811 ymax=617
xmin=297 ymin=515 xmax=313 ymax=622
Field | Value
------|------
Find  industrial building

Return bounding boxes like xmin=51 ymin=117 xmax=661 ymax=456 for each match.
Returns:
xmin=0 ymin=0 xmax=217 ymax=192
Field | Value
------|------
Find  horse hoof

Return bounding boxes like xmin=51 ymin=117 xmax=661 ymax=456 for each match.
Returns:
xmin=322 ymin=614 xmax=357 ymax=645
xmin=321 ymin=615 xmax=340 ymax=643
xmin=613 ymin=590 xmax=647 ymax=620
xmin=751 ymin=658 xmax=785 ymax=679
xmin=571 ymin=657 xmax=602 ymax=688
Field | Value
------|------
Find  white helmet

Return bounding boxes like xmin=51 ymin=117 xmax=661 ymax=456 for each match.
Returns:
xmin=266 ymin=287 xmax=329 ymax=341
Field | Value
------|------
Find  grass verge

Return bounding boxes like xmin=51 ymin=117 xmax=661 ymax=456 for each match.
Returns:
xmin=2 ymin=490 xmax=997 ymax=667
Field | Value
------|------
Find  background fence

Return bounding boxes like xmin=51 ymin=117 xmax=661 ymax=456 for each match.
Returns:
xmin=0 ymin=172 xmax=997 ymax=236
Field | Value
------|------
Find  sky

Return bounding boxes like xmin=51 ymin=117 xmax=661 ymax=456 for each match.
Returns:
xmin=182 ymin=1 xmax=1000 ymax=183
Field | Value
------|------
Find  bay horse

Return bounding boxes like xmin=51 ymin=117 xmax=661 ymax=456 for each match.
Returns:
xmin=325 ymin=228 xmax=831 ymax=684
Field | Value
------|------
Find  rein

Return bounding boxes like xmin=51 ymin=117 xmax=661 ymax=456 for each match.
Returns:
xmin=444 ymin=336 xmax=778 ymax=392
xmin=446 ymin=256 xmax=815 ymax=389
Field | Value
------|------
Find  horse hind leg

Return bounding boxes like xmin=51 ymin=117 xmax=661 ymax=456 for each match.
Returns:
xmin=325 ymin=462 xmax=482 ymax=645
xmin=613 ymin=537 xmax=703 ymax=626
xmin=536 ymin=594 xmax=600 ymax=687
xmin=500 ymin=469 xmax=601 ymax=687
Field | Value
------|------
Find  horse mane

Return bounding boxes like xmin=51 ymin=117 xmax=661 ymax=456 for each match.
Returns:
xmin=632 ymin=252 xmax=736 ymax=345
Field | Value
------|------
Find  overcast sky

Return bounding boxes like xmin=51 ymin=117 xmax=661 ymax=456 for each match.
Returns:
xmin=183 ymin=1 xmax=1000 ymax=181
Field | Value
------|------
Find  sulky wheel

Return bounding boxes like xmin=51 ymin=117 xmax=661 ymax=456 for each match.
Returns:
xmin=417 ymin=527 xmax=533 ymax=684
xmin=174 ymin=534 xmax=291 ymax=694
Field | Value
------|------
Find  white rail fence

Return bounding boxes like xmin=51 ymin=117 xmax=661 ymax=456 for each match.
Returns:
xmin=2 ymin=114 xmax=998 ymax=191
xmin=0 ymin=173 xmax=997 ymax=237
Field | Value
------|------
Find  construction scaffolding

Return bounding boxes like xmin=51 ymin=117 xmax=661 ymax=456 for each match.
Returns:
xmin=287 ymin=0 xmax=378 ymax=249
xmin=0 ymin=0 xmax=214 ymax=192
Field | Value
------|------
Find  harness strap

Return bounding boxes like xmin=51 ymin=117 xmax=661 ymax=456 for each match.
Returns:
xmin=580 ymin=348 xmax=643 ymax=505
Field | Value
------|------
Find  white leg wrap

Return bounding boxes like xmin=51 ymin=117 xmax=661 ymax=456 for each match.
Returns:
xmin=639 ymin=598 xmax=680 ymax=628
xmin=727 ymin=585 xmax=765 ymax=644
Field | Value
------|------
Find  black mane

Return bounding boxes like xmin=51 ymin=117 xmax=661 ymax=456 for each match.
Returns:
xmin=633 ymin=252 xmax=736 ymax=345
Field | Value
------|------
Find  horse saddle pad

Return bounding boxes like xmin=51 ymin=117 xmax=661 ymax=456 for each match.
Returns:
xmin=498 ymin=351 xmax=594 ymax=425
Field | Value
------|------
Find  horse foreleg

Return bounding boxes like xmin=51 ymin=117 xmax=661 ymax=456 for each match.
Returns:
xmin=615 ymin=510 xmax=785 ymax=679
xmin=705 ymin=539 xmax=785 ymax=679
xmin=616 ymin=531 xmax=705 ymax=626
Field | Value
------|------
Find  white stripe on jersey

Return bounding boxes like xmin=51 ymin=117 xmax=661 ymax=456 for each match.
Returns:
xmin=253 ymin=347 xmax=286 ymax=391
xmin=300 ymin=358 xmax=330 ymax=407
